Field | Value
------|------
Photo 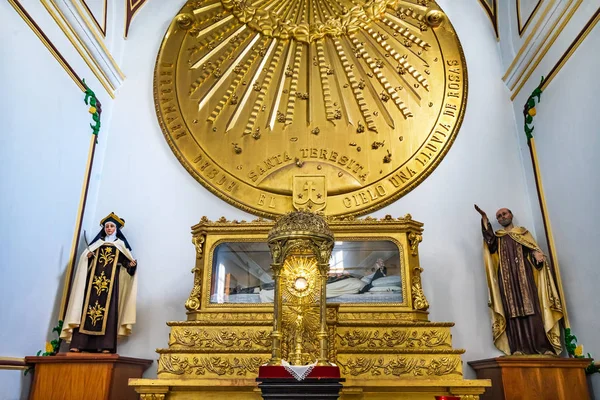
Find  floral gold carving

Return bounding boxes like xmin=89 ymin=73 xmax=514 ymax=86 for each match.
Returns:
xmin=338 ymin=356 xmax=461 ymax=377
xmin=158 ymin=354 xmax=267 ymax=376
xmin=412 ymin=276 xmax=430 ymax=311
xmin=169 ymin=328 xmax=271 ymax=349
xmin=338 ymin=329 xmax=450 ymax=349
xmin=408 ymin=232 xmax=423 ymax=256
xmin=186 ymin=234 xmax=207 ymax=311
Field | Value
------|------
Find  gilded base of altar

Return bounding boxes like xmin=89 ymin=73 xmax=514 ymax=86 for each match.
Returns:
xmin=129 ymin=217 xmax=490 ymax=399
xmin=130 ymin=377 xmax=489 ymax=399
xmin=129 ymin=310 xmax=490 ymax=399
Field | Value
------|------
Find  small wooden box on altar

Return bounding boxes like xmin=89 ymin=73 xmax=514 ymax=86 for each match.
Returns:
xmin=26 ymin=353 xmax=152 ymax=400
xmin=468 ymin=357 xmax=591 ymax=400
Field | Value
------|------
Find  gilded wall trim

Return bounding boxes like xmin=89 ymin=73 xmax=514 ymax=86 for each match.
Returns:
xmin=540 ymin=5 xmax=600 ymax=91
xmin=503 ymin=0 xmax=557 ymax=81
xmin=42 ymin=0 xmax=116 ymax=98
xmin=125 ymin=0 xmax=149 ymax=38
xmin=69 ymin=0 xmax=126 ymax=80
xmin=517 ymin=0 xmax=543 ymax=36
xmin=7 ymin=0 xmax=85 ymax=92
xmin=478 ymin=0 xmax=499 ymax=39
xmin=0 ymin=357 xmax=27 ymax=370
xmin=510 ymin=0 xmax=584 ymax=99
xmin=81 ymin=0 xmax=107 ymax=36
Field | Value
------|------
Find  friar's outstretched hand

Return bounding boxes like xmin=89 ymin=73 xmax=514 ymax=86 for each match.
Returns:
xmin=474 ymin=204 xmax=487 ymax=218
xmin=474 ymin=204 xmax=490 ymax=227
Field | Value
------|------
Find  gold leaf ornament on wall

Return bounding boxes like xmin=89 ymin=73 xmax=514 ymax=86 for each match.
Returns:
xmin=155 ymin=0 xmax=467 ymax=217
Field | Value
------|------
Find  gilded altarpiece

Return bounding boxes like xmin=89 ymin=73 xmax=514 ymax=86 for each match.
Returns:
xmin=131 ymin=216 xmax=489 ymax=399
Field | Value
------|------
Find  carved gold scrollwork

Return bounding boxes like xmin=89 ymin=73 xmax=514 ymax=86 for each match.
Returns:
xmin=140 ymin=395 xmax=166 ymax=400
xmin=408 ymin=232 xmax=423 ymax=256
xmin=186 ymin=234 xmax=206 ymax=311
xmin=158 ymin=354 xmax=267 ymax=376
xmin=412 ymin=264 xmax=430 ymax=311
xmin=169 ymin=329 xmax=271 ymax=349
xmin=412 ymin=276 xmax=430 ymax=311
xmin=192 ymin=234 xmax=206 ymax=260
xmin=337 ymin=356 xmax=460 ymax=377
xmin=338 ymin=329 xmax=450 ymax=349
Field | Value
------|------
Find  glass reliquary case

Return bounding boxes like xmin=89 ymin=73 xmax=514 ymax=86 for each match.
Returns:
xmin=185 ymin=214 xmax=429 ymax=318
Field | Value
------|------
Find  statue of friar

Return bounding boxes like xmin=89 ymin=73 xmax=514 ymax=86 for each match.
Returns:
xmin=474 ymin=205 xmax=563 ymax=355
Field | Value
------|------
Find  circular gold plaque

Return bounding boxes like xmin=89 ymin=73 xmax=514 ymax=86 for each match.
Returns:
xmin=155 ymin=0 xmax=467 ymax=218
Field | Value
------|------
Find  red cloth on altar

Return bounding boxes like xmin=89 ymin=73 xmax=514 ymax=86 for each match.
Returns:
xmin=258 ymin=365 xmax=341 ymax=379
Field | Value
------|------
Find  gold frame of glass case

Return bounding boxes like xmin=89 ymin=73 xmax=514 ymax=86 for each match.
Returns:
xmin=186 ymin=214 xmax=429 ymax=319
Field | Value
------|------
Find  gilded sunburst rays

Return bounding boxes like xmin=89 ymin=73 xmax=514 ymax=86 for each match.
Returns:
xmin=184 ymin=0 xmax=440 ymax=135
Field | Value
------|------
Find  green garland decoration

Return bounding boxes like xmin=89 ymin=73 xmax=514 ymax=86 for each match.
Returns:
xmin=25 ymin=320 xmax=64 ymax=375
xmin=26 ymin=81 xmax=102 ymax=376
xmin=83 ymin=79 xmax=102 ymax=140
xmin=523 ymin=76 xmax=544 ymax=141
xmin=565 ymin=328 xmax=600 ymax=375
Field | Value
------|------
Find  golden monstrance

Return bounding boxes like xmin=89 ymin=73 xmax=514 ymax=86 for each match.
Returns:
xmin=155 ymin=0 xmax=466 ymax=218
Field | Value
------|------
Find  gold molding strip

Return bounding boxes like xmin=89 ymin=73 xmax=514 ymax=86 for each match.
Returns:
xmin=125 ymin=0 xmax=149 ymax=38
xmin=7 ymin=0 xmax=85 ymax=92
xmin=541 ymin=6 xmax=600 ymax=90
xmin=81 ymin=0 xmax=107 ymax=36
xmin=517 ymin=0 xmax=543 ymax=36
xmin=528 ymin=139 xmax=570 ymax=328
xmin=502 ymin=0 xmax=557 ymax=81
xmin=478 ymin=0 xmax=499 ymax=40
xmin=42 ymin=0 xmax=115 ymax=98
xmin=71 ymin=0 xmax=126 ymax=80
xmin=0 ymin=357 xmax=27 ymax=370
xmin=510 ymin=0 xmax=583 ymax=100
xmin=59 ymin=134 xmax=97 ymax=321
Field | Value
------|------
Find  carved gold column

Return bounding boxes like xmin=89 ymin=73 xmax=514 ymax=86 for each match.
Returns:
xmin=317 ymin=262 xmax=330 ymax=366
xmin=185 ymin=233 xmax=206 ymax=312
xmin=269 ymin=261 xmax=283 ymax=365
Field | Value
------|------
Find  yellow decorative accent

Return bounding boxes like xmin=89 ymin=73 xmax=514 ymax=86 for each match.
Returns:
xmin=89 ymin=106 xmax=97 ymax=114
xmin=92 ymin=271 xmax=111 ymax=296
xmin=510 ymin=0 xmax=584 ymax=99
xmin=70 ymin=0 xmax=126 ymax=80
xmin=575 ymin=344 xmax=584 ymax=357
xmin=169 ymin=328 xmax=271 ymax=349
xmin=6 ymin=0 xmax=85 ymax=92
xmin=158 ymin=354 xmax=266 ymax=376
xmin=337 ymin=355 xmax=461 ymax=377
xmin=408 ymin=232 xmax=423 ymax=256
xmin=528 ymin=107 xmax=537 ymax=117
xmin=100 ymin=212 xmax=126 ymax=228
xmin=154 ymin=0 xmax=467 ymax=218
xmin=337 ymin=329 xmax=451 ymax=349
xmin=502 ymin=0 xmax=557 ymax=81
xmin=99 ymin=247 xmax=115 ymax=265
xmin=87 ymin=300 xmax=106 ymax=326
xmin=45 ymin=342 xmax=54 ymax=353
xmin=41 ymin=0 xmax=116 ymax=98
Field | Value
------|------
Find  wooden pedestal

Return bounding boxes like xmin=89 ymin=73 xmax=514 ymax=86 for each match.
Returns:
xmin=26 ymin=353 xmax=153 ymax=400
xmin=468 ymin=357 xmax=591 ymax=400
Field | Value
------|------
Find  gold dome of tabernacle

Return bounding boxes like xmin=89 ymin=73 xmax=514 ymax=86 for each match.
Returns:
xmin=268 ymin=211 xmax=333 ymax=242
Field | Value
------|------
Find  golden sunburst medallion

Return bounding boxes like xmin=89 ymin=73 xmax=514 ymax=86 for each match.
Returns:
xmin=155 ymin=0 xmax=467 ymax=217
